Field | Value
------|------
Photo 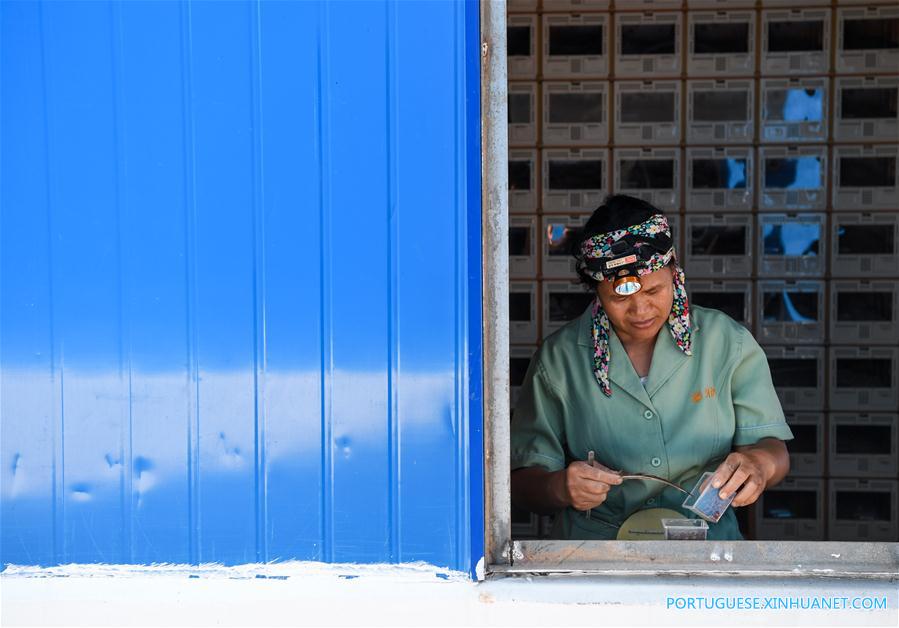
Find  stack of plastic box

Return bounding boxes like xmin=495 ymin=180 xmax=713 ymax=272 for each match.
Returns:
xmin=750 ymin=0 xmax=834 ymax=541
xmin=508 ymin=0 xmax=899 ymax=541
xmin=508 ymin=0 xmax=899 ymax=542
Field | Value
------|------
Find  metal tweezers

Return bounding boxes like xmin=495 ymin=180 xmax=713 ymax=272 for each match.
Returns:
xmin=616 ymin=472 xmax=689 ymax=495
xmin=585 ymin=450 xmax=689 ymax=520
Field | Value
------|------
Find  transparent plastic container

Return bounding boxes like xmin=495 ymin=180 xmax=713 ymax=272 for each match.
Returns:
xmin=661 ymin=518 xmax=708 ymax=541
xmin=682 ymin=471 xmax=735 ymax=523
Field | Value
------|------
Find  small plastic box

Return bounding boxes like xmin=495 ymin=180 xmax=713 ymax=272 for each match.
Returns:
xmin=661 ymin=518 xmax=709 ymax=541
xmin=682 ymin=472 xmax=736 ymax=523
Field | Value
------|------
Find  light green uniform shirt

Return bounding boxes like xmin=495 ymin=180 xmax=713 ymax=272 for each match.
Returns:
xmin=511 ymin=305 xmax=794 ymax=540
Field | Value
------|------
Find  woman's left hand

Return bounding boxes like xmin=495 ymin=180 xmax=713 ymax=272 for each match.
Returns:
xmin=708 ymin=450 xmax=771 ymax=507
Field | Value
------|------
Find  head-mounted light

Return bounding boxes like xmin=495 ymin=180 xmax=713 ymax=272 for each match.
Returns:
xmin=583 ymin=233 xmax=674 ymax=296
xmin=613 ymin=273 xmax=642 ymax=295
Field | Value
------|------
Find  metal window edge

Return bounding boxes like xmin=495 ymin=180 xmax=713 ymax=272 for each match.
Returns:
xmin=481 ymin=0 xmax=512 ymax=570
xmin=488 ymin=540 xmax=899 ymax=581
xmin=477 ymin=0 xmax=897 ymax=584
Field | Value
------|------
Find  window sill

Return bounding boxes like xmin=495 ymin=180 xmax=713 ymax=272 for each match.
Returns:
xmin=490 ymin=540 xmax=899 ymax=580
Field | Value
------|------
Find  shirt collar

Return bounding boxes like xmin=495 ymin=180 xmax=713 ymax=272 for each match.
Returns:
xmin=576 ymin=303 xmax=700 ymax=401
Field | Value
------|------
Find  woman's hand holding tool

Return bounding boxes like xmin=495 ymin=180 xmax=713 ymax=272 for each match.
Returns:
xmin=558 ymin=450 xmax=622 ymax=518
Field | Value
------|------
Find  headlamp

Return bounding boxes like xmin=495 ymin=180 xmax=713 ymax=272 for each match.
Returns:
xmin=613 ymin=273 xmax=642 ymax=296
xmin=583 ymin=232 xmax=674 ymax=296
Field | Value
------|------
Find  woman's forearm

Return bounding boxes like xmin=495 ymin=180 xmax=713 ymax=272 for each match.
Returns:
xmin=735 ymin=437 xmax=790 ymax=487
xmin=510 ymin=467 xmax=570 ymax=515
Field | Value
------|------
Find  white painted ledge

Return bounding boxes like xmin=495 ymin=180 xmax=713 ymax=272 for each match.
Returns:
xmin=2 ymin=562 xmax=897 ymax=627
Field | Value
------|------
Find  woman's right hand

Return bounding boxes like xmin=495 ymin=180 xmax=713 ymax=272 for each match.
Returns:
xmin=556 ymin=460 xmax=623 ymax=511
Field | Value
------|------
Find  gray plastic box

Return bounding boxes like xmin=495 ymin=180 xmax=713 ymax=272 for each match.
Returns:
xmin=613 ymin=0 xmax=677 ymax=8
xmin=687 ymin=79 xmax=754 ymax=145
xmin=510 ymin=345 xmax=538 ymax=410
xmin=509 ymin=82 xmax=538 ymax=147
xmin=508 ymin=14 xmax=537 ymax=80
xmin=835 ymin=76 xmax=899 ymax=143
xmin=757 ymin=213 xmax=826 ymax=277
xmin=829 ymin=346 xmax=899 ymax=412
xmin=688 ymin=0 xmax=753 ymax=7
xmin=509 ymin=149 xmax=538 ymax=214
xmin=686 ymin=279 xmax=753 ymax=331
xmin=755 ymin=477 xmax=825 ymax=541
xmin=761 ymin=9 xmax=830 ymax=76
xmin=837 ymin=7 xmax=899 ymax=74
xmin=540 ymin=0 xmax=610 ymax=11
xmin=687 ymin=10 xmax=755 ymax=77
xmin=542 ymin=13 xmax=608 ymax=79
xmin=507 ymin=0 xmax=538 ymax=13
xmin=829 ymin=280 xmax=899 ymax=346
xmin=761 ymin=0 xmax=828 ymax=6
xmin=509 ymin=215 xmax=538 ymax=280
xmin=832 ymin=145 xmax=899 ymax=211
xmin=785 ymin=412 xmax=825 ymax=477
xmin=828 ymin=413 xmax=899 ymax=479
xmin=828 ymin=479 xmax=898 ymax=542
xmin=614 ymin=80 xmax=681 ymax=146
xmin=542 ymin=214 xmax=589 ymax=279
xmin=684 ymin=213 xmax=753 ymax=278
xmin=760 ymin=77 xmax=828 ymax=144
xmin=543 ymin=81 xmax=609 ymax=146
xmin=510 ymin=281 xmax=538 ymax=345
xmin=542 ymin=280 xmax=594 ymax=339
xmin=685 ymin=147 xmax=753 ymax=213
xmin=614 ymin=11 xmax=682 ymax=79
xmin=757 ymin=279 xmax=825 ymax=345
xmin=759 ymin=146 xmax=827 ymax=211
xmin=613 ymin=147 xmax=679 ymax=212
xmin=830 ymin=212 xmax=899 ymax=278
xmin=542 ymin=148 xmax=608 ymax=213
xmin=763 ymin=345 xmax=826 ymax=411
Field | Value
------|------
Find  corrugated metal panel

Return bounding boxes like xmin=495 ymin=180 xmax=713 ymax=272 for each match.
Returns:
xmin=1 ymin=0 xmax=482 ymax=574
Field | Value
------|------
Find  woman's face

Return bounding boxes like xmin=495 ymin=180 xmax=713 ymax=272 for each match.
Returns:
xmin=596 ymin=265 xmax=674 ymax=344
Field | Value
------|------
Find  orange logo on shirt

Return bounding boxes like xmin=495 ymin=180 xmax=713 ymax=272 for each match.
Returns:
xmin=691 ymin=387 xmax=716 ymax=403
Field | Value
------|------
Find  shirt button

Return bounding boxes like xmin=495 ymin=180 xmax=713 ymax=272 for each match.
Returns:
xmin=643 ymin=410 xmax=654 ymax=420
xmin=651 ymin=457 xmax=661 ymax=467
xmin=646 ymin=497 xmax=656 ymax=505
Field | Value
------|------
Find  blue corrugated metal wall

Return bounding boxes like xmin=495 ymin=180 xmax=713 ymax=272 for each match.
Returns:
xmin=0 ymin=0 xmax=483 ymax=575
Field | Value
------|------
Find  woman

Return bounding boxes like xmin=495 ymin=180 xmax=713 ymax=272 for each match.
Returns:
xmin=511 ymin=195 xmax=793 ymax=540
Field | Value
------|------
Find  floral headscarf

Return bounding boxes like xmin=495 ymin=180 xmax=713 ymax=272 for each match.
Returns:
xmin=575 ymin=213 xmax=692 ymax=397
